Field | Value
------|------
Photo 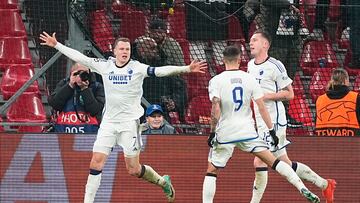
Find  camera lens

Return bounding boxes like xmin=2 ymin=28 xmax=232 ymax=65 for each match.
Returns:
xmin=79 ymin=71 xmax=90 ymax=81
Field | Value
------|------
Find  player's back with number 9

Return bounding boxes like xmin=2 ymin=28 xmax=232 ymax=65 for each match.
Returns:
xmin=208 ymin=69 xmax=263 ymax=144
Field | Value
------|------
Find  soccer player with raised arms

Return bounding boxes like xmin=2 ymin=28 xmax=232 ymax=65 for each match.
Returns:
xmin=40 ymin=32 xmax=207 ymax=203
xmin=202 ymin=45 xmax=320 ymax=203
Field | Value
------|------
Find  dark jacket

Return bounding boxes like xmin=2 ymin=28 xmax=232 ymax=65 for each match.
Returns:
xmin=244 ymin=0 xmax=300 ymax=46
xmin=48 ymin=76 xmax=105 ymax=124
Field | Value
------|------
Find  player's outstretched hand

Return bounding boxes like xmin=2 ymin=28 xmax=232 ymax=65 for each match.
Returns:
xmin=269 ymin=128 xmax=279 ymax=147
xmin=189 ymin=60 xmax=207 ymax=73
xmin=39 ymin=32 xmax=58 ymax=47
xmin=207 ymin=132 xmax=216 ymax=148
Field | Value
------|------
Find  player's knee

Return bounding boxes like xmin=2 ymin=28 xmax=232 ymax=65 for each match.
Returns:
xmin=254 ymin=157 xmax=267 ymax=168
xmin=90 ymin=154 xmax=106 ymax=170
xmin=206 ymin=162 xmax=219 ymax=174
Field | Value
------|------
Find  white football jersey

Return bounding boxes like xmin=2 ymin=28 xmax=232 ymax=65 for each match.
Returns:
xmin=208 ymin=70 xmax=264 ymax=143
xmin=247 ymin=57 xmax=293 ymax=128
xmin=82 ymin=57 xmax=149 ymax=122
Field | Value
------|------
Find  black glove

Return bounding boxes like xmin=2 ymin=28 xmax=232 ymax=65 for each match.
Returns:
xmin=269 ymin=128 xmax=279 ymax=147
xmin=207 ymin=132 xmax=216 ymax=148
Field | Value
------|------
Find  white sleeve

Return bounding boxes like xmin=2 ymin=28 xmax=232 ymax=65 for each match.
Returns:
xmin=54 ymin=42 xmax=107 ymax=74
xmin=208 ymin=77 xmax=219 ymax=101
xmin=152 ymin=65 xmax=190 ymax=77
xmin=273 ymin=61 xmax=293 ymax=89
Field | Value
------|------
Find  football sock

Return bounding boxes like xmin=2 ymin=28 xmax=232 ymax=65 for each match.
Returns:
xmin=84 ymin=169 xmax=102 ymax=203
xmin=292 ymin=162 xmax=328 ymax=189
xmin=250 ymin=167 xmax=268 ymax=203
xmin=272 ymin=159 xmax=307 ymax=192
xmin=202 ymin=173 xmax=217 ymax=203
xmin=139 ymin=165 xmax=165 ymax=187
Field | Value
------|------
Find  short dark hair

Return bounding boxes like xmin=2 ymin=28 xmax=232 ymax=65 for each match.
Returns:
xmin=113 ymin=37 xmax=130 ymax=49
xmin=223 ymin=45 xmax=241 ymax=62
xmin=149 ymin=18 xmax=166 ymax=31
xmin=253 ymin=30 xmax=272 ymax=46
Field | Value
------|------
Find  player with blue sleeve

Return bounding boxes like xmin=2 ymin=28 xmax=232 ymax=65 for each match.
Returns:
xmin=202 ymin=45 xmax=320 ymax=203
xmin=40 ymin=32 xmax=207 ymax=203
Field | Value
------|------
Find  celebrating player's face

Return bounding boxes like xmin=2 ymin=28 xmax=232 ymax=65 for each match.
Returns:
xmin=114 ymin=41 xmax=131 ymax=65
xmin=249 ymin=33 xmax=266 ymax=57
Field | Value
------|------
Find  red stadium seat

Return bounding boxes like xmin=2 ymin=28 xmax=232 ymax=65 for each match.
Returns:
xmin=0 ymin=37 xmax=32 ymax=70
xmin=292 ymin=73 xmax=306 ymax=96
xmin=177 ymin=38 xmax=191 ymax=64
xmin=228 ymin=15 xmax=244 ymax=40
xmin=300 ymin=40 xmax=339 ymax=75
xmin=18 ymin=125 xmax=44 ymax=133
xmin=309 ymin=69 xmax=332 ymax=102
xmin=288 ymin=95 xmax=314 ymax=127
xmin=343 ymin=48 xmax=352 ymax=67
xmin=0 ymin=9 xmax=26 ymax=37
xmin=299 ymin=0 xmax=317 ymax=32
xmin=182 ymin=70 xmax=211 ymax=101
xmin=168 ymin=6 xmax=186 ymax=39
xmin=0 ymin=64 xmax=40 ymax=100
xmin=336 ymin=27 xmax=350 ymax=50
xmin=6 ymin=94 xmax=47 ymax=123
xmin=90 ymin=10 xmax=115 ymax=53
xmin=119 ymin=10 xmax=146 ymax=42
xmin=185 ymin=96 xmax=211 ymax=124
xmin=0 ymin=0 xmax=19 ymax=9
xmin=328 ymin=0 xmax=341 ymax=21
xmin=354 ymin=77 xmax=360 ymax=93
xmin=111 ymin=1 xmax=135 ymax=17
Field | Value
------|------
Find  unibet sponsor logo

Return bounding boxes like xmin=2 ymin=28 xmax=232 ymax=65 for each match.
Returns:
xmin=108 ymin=74 xmax=132 ymax=84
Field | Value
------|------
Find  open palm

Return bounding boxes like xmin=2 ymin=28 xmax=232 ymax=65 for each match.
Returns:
xmin=39 ymin=31 xmax=58 ymax=47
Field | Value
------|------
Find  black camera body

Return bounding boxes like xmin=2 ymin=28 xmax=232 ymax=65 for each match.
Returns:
xmin=74 ymin=71 xmax=90 ymax=81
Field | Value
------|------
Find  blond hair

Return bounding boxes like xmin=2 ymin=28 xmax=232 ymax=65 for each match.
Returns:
xmin=326 ymin=68 xmax=349 ymax=91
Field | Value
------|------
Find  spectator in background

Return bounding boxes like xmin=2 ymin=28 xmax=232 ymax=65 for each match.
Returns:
xmin=315 ymin=68 xmax=360 ymax=136
xmin=148 ymin=18 xmax=186 ymax=66
xmin=48 ymin=63 xmax=105 ymax=133
xmin=244 ymin=0 xmax=307 ymax=80
xmin=226 ymin=0 xmax=248 ymax=40
xmin=185 ymin=0 xmax=228 ymax=40
xmin=347 ymin=0 xmax=360 ymax=69
xmin=141 ymin=104 xmax=176 ymax=134
xmin=311 ymin=0 xmax=329 ymax=40
xmin=133 ymin=36 xmax=188 ymax=122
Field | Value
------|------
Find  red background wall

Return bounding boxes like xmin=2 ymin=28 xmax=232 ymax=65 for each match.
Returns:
xmin=1 ymin=134 xmax=359 ymax=202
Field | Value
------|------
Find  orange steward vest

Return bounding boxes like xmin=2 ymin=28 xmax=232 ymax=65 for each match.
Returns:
xmin=315 ymin=91 xmax=360 ymax=136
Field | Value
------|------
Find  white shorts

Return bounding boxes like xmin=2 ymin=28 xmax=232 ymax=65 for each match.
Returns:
xmin=208 ymin=136 xmax=269 ymax=168
xmin=93 ymin=120 xmax=142 ymax=157
xmin=258 ymin=125 xmax=291 ymax=155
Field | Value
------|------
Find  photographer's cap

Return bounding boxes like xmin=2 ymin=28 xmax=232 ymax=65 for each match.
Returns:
xmin=146 ymin=104 xmax=164 ymax=116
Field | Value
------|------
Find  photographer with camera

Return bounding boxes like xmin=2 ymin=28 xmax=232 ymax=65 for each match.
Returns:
xmin=48 ymin=63 xmax=105 ymax=133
